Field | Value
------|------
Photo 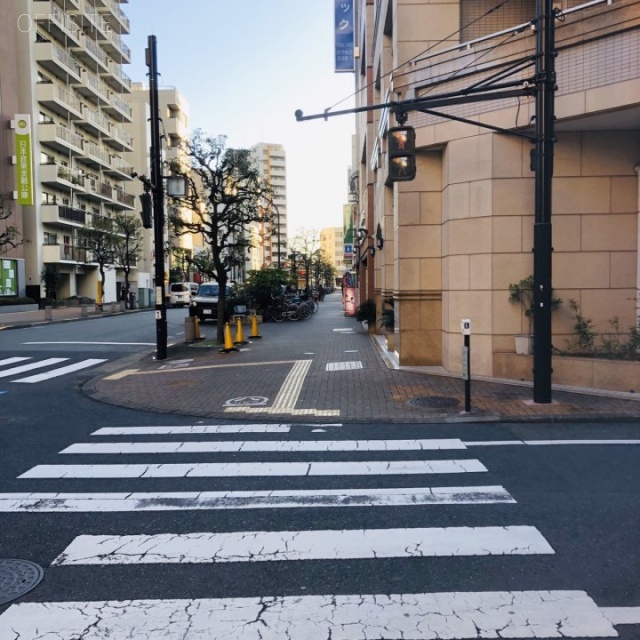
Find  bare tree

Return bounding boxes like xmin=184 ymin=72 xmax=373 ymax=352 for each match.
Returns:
xmin=112 ymin=213 xmax=143 ymax=308
xmin=0 ymin=193 xmax=21 ymax=254
xmin=75 ymin=215 xmax=117 ymax=308
xmin=167 ymin=131 xmax=276 ymax=343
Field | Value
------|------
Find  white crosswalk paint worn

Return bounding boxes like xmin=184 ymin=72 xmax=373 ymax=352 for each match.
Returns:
xmin=61 ymin=438 xmax=467 ymax=454
xmin=0 ymin=486 xmax=515 ymax=512
xmin=0 ymin=591 xmax=619 ymax=638
xmin=53 ymin=525 xmax=554 ymax=565
xmin=19 ymin=458 xmax=488 ymax=479
xmin=13 ymin=358 xmax=107 ymax=383
xmin=0 ymin=357 xmax=67 ymax=378
xmin=466 ymin=439 xmax=640 ymax=446
xmin=91 ymin=424 xmax=343 ymax=436
xmin=0 ymin=357 xmax=30 ymax=366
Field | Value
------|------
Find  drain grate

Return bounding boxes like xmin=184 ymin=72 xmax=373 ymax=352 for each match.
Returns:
xmin=406 ymin=396 xmax=460 ymax=409
xmin=0 ymin=559 xmax=44 ymax=606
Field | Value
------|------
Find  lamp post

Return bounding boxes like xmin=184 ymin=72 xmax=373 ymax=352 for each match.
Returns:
xmin=146 ymin=35 xmax=167 ymax=360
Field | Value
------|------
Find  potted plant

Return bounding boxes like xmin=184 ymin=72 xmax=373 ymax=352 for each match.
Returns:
xmin=379 ymin=305 xmax=395 ymax=350
xmin=355 ymin=299 xmax=376 ymax=332
xmin=508 ymin=275 xmax=561 ymax=354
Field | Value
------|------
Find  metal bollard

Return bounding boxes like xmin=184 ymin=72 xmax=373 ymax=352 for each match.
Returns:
xmin=44 ymin=305 xmax=52 ymax=321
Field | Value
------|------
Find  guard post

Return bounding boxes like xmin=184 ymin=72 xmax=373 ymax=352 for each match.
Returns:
xmin=461 ymin=319 xmax=471 ymax=412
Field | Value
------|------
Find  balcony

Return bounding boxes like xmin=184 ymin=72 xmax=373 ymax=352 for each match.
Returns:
xmin=100 ymin=59 xmax=132 ymax=92
xmin=40 ymin=163 xmax=85 ymax=191
xmin=68 ymin=0 xmax=109 ymax=38
xmin=99 ymin=0 xmax=130 ymax=34
xmin=41 ymin=204 xmax=87 ymax=227
xmin=82 ymin=140 xmax=112 ymax=169
xmin=104 ymin=123 xmax=133 ymax=151
xmin=104 ymin=93 xmax=132 ymax=121
xmin=84 ymin=177 xmax=113 ymax=203
xmin=111 ymin=188 xmax=135 ymax=210
xmin=105 ymin=155 xmax=134 ymax=178
xmin=42 ymin=243 xmax=88 ymax=263
xmin=75 ymin=105 xmax=110 ymax=137
xmin=35 ymin=41 xmax=82 ymax=83
xmin=74 ymin=69 xmax=110 ymax=105
xmin=39 ymin=122 xmax=83 ymax=155
xmin=36 ymin=81 xmax=83 ymax=119
xmin=72 ymin=33 xmax=109 ymax=73
xmin=100 ymin=26 xmax=131 ymax=64
xmin=34 ymin=1 xmax=81 ymax=46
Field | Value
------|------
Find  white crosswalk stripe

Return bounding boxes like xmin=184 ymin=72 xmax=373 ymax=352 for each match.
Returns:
xmin=1 ymin=425 xmax=635 ymax=638
xmin=0 ymin=356 xmax=107 ymax=383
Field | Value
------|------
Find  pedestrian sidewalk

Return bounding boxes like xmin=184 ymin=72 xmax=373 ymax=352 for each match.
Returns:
xmin=74 ymin=293 xmax=640 ymax=424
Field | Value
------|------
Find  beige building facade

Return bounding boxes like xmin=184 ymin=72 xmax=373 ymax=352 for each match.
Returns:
xmin=320 ymin=226 xmax=347 ymax=285
xmin=353 ymin=0 xmax=640 ymax=385
xmin=2 ymin=0 xmax=135 ymax=303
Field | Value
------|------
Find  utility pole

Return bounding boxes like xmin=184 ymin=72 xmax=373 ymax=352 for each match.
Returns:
xmin=146 ymin=35 xmax=167 ymax=360
xmin=532 ymin=0 xmax=556 ymax=402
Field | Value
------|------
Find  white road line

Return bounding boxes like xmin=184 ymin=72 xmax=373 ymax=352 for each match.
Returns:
xmin=465 ymin=439 xmax=640 ymax=446
xmin=22 ymin=341 xmax=155 ymax=345
xmin=52 ymin=525 xmax=554 ymax=565
xmin=18 ymin=458 xmax=488 ymax=479
xmin=0 ymin=357 xmax=68 ymax=379
xmin=0 ymin=591 xmax=620 ymax=638
xmin=0 ymin=486 xmax=515 ymax=512
xmin=271 ymin=359 xmax=311 ymax=410
xmin=0 ymin=357 xmax=31 ymax=366
xmin=13 ymin=358 xmax=107 ymax=383
xmin=602 ymin=606 xmax=640 ymax=625
xmin=60 ymin=438 xmax=467 ymax=455
xmin=92 ymin=425 xmax=293 ymax=435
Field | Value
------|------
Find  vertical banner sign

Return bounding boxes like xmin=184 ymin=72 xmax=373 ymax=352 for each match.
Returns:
xmin=343 ymin=204 xmax=354 ymax=253
xmin=334 ymin=1 xmax=355 ymax=73
xmin=15 ymin=115 xmax=34 ymax=206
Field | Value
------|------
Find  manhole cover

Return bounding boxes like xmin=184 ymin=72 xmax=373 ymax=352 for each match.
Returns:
xmin=406 ymin=396 xmax=459 ymax=409
xmin=0 ymin=559 xmax=44 ymax=605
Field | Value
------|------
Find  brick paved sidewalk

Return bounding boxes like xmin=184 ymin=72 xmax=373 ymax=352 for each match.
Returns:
xmin=84 ymin=293 xmax=640 ymax=424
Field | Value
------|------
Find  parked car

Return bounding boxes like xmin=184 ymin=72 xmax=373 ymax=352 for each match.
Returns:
xmin=169 ymin=282 xmax=199 ymax=307
xmin=190 ymin=283 xmax=233 ymax=322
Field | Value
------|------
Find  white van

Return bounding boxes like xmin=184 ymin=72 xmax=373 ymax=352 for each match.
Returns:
xmin=169 ymin=282 xmax=199 ymax=307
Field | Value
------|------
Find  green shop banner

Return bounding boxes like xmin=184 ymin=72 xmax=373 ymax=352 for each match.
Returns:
xmin=14 ymin=115 xmax=33 ymax=206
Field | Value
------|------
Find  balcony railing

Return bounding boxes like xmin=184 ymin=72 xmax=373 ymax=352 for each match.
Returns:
xmin=108 ymin=155 xmax=134 ymax=177
xmin=113 ymin=189 xmax=135 ymax=208
xmin=108 ymin=94 xmax=133 ymax=119
xmin=35 ymin=41 xmax=82 ymax=82
xmin=106 ymin=124 xmax=133 ymax=150
xmin=36 ymin=82 xmax=83 ymax=118
xmin=83 ymin=140 xmax=111 ymax=167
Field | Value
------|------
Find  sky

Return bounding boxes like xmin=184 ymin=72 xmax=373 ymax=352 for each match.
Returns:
xmin=122 ymin=1 xmax=357 ymax=236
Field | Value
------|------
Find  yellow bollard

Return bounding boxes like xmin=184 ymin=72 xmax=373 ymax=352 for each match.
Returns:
xmin=249 ymin=314 xmax=262 ymax=339
xmin=194 ymin=316 xmax=201 ymax=340
xmin=219 ymin=322 xmax=238 ymax=353
xmin=234 ymin=316 xmax=248 ymax=345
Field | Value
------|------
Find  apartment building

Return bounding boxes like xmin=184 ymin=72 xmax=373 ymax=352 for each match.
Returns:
xmin=3 ymin=0 xmax=134 ymax=303
xmin=0 ymin=1 xmax=28 ymax=295
xmin=125 ymin=83 xmax=200 ymax=303
xmin=249 ymin=143 xmax=289 ymax=270
xmin=320 ymin=226 xmax=348 ymax=286
xmin=353 ymin=0 xmax=640 ymax=388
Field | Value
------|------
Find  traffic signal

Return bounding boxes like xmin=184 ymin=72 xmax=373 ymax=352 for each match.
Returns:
xmin=387 ymin=126 xmax=416 ymax=183
xmin=139 ymin=191 xmax=152 ymax=229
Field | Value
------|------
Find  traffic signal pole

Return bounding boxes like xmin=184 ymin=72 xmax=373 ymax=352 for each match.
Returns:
xmin=296 ymin=2 xmax=557 ymax=403
xmin=147 ymin=35 xmax=167 ymax=360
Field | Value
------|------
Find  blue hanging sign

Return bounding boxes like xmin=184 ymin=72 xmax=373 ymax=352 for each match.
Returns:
xmin=334 ymin=1 xmax=355 ymax=73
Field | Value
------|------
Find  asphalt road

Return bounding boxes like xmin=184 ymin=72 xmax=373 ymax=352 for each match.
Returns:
xmin=0 ymin=313 xmax=639 ymax=637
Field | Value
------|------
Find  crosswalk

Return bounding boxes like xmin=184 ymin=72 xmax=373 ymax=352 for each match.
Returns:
xmin=0 ymin=422 xmax=636 ymax=638
xmin=0 ymin=356 xmax=107 ymax=383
